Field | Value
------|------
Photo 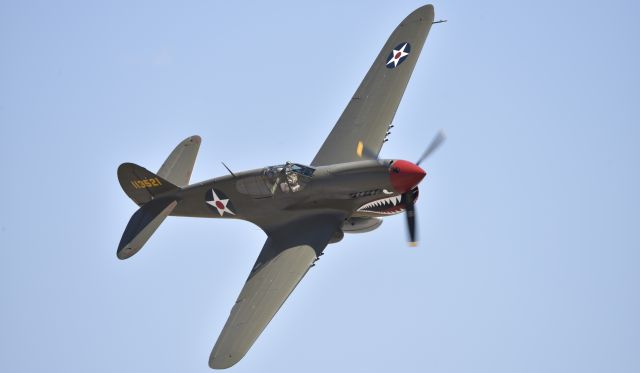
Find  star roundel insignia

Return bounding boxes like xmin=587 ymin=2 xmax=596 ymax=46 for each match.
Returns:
xmin=205 ymin=188 xmax=235 ymax=216
xmin=386 ymin=42 xmax=411 ymax=68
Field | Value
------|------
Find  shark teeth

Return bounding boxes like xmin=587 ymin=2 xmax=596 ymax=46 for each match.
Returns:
xmin=357 ymin=194 xmax=403 ymax=214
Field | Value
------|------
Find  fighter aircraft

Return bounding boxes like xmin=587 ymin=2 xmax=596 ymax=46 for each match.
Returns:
xmin=117 ymin=4 xmax=443 ymax=369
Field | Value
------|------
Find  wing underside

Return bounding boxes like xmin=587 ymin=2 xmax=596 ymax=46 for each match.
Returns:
xmin=209 ymin=213 xmax=345 ymax=369
xmin=311 ymin=5 xmax=435 ymax=166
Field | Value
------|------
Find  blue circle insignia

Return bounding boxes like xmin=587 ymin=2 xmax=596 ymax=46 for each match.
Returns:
xmin=386 ymin=42 xmax=411 ymax=69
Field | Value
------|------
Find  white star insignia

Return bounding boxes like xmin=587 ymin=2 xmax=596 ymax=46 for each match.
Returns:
xmin=386 ymin=43 xmax=410 ymax=67
xmin=207 ymin=189 xmax=235 ymax=216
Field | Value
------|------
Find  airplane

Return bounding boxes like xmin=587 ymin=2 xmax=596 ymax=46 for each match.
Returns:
xmin=117 ymin=4 xmax=443 ymax=369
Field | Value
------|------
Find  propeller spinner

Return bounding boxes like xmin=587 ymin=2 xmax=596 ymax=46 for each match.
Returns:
xmin=392 ymin=130 xmax=445 ymax=246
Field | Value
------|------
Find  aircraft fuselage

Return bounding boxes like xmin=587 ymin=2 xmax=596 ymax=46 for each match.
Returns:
xmin=170 ymin=159 xmax=425 ymax=230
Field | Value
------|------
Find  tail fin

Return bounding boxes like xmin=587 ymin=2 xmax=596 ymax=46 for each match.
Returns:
xmin=118 ymin=163 xmax=179 ymax=206
xmin=116 ymin=136 xmax=200 ymax=259
xmin=157 ymin=135 xmax=201 ymax=187
xmin=116 ymin=163 xmax=180 ymax=259
xmin=117 ymin=198 xmax=178 ymax=259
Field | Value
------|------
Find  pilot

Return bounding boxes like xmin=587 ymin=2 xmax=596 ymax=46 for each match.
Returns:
xmin=287 ymin=172 xmax=301 ymax=192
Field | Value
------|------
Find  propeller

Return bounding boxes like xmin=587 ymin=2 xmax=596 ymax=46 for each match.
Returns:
xmin=405 ymin=188 xmax=418 ymax=246
xmin=403 ymin=130 xmax=446 ymax=246
xmin=416 ymin=130 xmax=446 ymax=166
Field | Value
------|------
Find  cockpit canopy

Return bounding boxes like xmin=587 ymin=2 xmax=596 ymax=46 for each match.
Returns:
xmin=264 ymin=162 xmax=315 ymax=193
xmin=235 ymin=162 xmax=315 ymax=197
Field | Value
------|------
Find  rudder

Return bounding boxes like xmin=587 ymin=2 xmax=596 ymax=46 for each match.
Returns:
xmin=118 ymin=163 xmax=179 ymax=206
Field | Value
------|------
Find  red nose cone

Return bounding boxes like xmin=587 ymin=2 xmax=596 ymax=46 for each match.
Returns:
xmin=389 ymin=160 xmax=426 ymax=193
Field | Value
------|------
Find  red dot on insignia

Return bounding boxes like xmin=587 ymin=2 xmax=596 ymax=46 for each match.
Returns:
xmin=215 ymin=201 xmax=225 ymax=209
xmin=395 ymin=52 xmax=402 ymax=59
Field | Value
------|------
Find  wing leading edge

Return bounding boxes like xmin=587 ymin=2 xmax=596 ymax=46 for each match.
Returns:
xmin=311 ymin=5 xmax=435 ymax=166
xmin=209 ymin=213 xmax=345 ymax=369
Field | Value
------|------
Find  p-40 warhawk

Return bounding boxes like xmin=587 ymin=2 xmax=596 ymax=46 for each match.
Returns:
xmin=117 ymin=4 xmax=444 ymax=369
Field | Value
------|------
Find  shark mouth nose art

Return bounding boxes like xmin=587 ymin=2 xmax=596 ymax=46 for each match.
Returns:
xmin=357 ymin=188 xmax=419 ymax=215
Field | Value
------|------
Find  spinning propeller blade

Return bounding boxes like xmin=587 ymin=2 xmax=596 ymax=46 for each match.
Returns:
xmin=402 ymin=130 xmax=446 ymax=246
xmin=404 ymin=189 xmax=418 ymax=246
xmin=416 ymin=130 xmax=446 ymax=166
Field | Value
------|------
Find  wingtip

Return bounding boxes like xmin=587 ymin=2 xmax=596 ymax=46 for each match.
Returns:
xmin=209 ymin=342 xmax=246 ymax=370
xmin=208 ymin=353 xmax=240 ymax=370
xmin=182 ymin=135 xmax=201 ymax=145
xmin=401 ymin=4 xmax=435 ymax=29
xmin=413 ymin=4 xmax=435 ymax=17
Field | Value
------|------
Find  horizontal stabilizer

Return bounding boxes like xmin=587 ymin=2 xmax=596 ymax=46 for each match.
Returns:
xmin=118 ymin=163 xmax=179 ymax=206
xmin=117 ymin=198 xmax=178 ymax=260
xmin=158 ymin=135 xmax=201 ymax=187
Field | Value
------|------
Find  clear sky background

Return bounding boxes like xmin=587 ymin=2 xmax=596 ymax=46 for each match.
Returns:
xmin=1 ymin=1 xmax=639 ymax=372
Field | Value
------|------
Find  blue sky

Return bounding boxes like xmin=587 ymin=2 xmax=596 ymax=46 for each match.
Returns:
xmin=1 ymin=1 xmax=639 ymax=372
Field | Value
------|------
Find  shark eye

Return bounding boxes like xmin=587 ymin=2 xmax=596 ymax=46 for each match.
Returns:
xmin=391 ymin=167 xmax=400 ymax=173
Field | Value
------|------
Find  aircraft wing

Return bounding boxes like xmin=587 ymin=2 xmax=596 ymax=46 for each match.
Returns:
xmin=311 ymin=5 xmax=435 ymax=166
xmin=209 ymin=213 xmax=345 ymax=369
